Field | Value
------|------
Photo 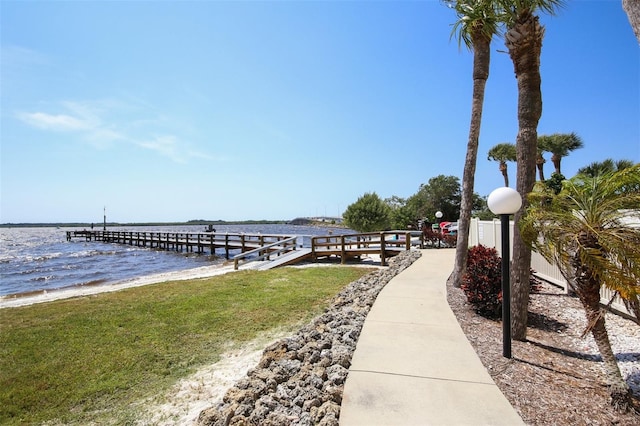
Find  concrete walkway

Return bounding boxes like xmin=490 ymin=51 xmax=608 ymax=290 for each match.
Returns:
xmin=340 ymin=249 xmax=524 ymax=426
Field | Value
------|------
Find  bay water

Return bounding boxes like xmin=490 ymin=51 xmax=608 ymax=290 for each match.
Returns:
xmin=0 ymin=224 xmax=353 ymax=297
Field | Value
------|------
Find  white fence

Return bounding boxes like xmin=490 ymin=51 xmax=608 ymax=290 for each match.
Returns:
xmin=467 ymin=218 xmax=630 ymax=316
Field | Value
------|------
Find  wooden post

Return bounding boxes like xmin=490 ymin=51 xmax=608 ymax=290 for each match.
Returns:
xmin=380 ymin=232 xmax=387 ymax=266
xmin=405 ymin=232 xmax=411 ymax=250
xmin=340 ymin=235 xmax=346 ymax=264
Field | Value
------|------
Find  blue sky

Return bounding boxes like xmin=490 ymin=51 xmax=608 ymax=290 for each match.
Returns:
xmin=1 ymin=0 xmax=638 ymax=223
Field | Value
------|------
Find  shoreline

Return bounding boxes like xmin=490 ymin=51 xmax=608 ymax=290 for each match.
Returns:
xmin=0 ymin=255 xmax=384 ymax=310
xmin=0 ymin=261 xmax=243 ymax=309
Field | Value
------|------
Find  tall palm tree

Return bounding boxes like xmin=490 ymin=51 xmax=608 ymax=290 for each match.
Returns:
xmin=538 ymin=132 xmax=583 ymax=175
xmin=487 ymin=142 xmax=516 ymax=186
xmin=521 ymin=165 xmax=640 ymax=411
xmin=497 ymin=0 xmax=564 ymax=340
xmin=446 ymin=0 xmax=501 ymax=288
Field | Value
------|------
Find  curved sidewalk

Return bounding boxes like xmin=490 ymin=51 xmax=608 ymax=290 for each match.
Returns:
xmin=340 ymin=249 xmax=524 ymax=426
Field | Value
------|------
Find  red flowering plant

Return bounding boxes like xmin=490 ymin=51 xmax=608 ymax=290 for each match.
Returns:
xmin=461 ymin=245 xmax=503 ymax=318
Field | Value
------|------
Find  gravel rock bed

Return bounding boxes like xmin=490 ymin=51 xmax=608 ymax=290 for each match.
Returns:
xmin=197 ymin=250 xmax=422 ymax=426
xmin=447 ymin=278 xmax=640 ymax=425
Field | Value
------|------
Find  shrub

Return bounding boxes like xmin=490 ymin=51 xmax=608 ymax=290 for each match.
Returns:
xmin=422 ymin=229 xmax=441 ymax=247
xmin=343 ymin=192 xmax=391 ymax=232
xmin=461 ymin=245 xmax=502 ymax=318
xmin=461 ymin=245 xmax=545 ymax=318
xmin=443 ymin=234 xmax=457 ymax=247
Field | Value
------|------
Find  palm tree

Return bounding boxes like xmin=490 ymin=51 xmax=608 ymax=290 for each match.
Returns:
xmin=446 ymin=0 xmax=501 ymax=288
xmin=497 ymin=0 xmax=564 ymax=340
xmin=623 ymin=0 xmax=640 ymax=43
xmin=577 ymin=158 xmax=636 ymax=178
xmin=487 ymin=142 xmax=516 ymax=186
xmin=521 ymin=165 xmax=640 ymax=411
xmin=538 ymin=132 xmax=584 ymax=175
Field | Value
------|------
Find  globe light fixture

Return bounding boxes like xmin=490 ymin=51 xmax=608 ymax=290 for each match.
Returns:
xmin=487 ymin=187 xmax=522 ymax=215
xmin=487 ymin=187 xmax=522 ymax=359
xmin=435 ymin=211 xmax=443 ymax=248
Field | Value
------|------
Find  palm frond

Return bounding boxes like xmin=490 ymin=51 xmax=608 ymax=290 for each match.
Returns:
xmin=521 ymin=165 xmax=640 ymax=303
xmin=446 ymin=0 xmax=501 ymax=50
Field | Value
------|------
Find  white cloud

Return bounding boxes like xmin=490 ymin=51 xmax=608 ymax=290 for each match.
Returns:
xmin=15 ymin=98 xmax=215 ymax=163
xmin=137 ymin=135 xmax=184 ymax=162
xmin=17 ymin=112 xmax=91 ymax=131
xmin=137 ymin=135 xmax=217 ymax=163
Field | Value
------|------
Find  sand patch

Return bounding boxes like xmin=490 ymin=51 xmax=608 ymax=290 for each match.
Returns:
xmin=135 ymin=329 xmax=292 ymax=426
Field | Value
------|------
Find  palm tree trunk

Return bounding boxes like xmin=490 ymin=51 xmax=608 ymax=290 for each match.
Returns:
xmin=536 ymin=153 xmax=545 ymax=181
xmin=575 ymin=268 xmax=633 ymax=411
xmin=551 ymin=153 xmax=561 ymax=175
xmin=623 ymin=0 xmax=640 ymax=44
xmin=500 ymin=162 xmax=509 ymax=187
xmin=451 ymin=32 xmax=491 ymax=288
xmin=507 ymin=12 xmax=543 ymax=341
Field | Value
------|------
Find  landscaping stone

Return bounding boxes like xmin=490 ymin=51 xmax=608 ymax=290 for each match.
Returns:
xmin=197 ymin=250 xmax=421 ymax=426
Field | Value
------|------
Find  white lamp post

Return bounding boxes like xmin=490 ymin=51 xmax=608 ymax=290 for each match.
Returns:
xmin=487 ymin=187 xmax=522 ymax=359
xmin=435 ymin=211 xmax=443 ymax=248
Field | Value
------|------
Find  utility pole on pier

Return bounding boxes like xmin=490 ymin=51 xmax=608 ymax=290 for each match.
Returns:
xmin=103 ymin=206 xmax=106 ymax=231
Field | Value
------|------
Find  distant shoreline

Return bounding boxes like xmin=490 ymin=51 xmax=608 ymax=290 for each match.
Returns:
xmin=0 ymin=220 xmax=287 ymax=228
xmin=0 ymin=219 xmax=347 ymax=229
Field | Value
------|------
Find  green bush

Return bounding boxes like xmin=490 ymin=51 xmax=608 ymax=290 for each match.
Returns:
xmin=343 ymin=192 xmax=391 ymax=232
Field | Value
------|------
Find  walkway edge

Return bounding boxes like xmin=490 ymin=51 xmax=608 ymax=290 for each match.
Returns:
xmin=340 ymin=249 xmax=524 ymax=426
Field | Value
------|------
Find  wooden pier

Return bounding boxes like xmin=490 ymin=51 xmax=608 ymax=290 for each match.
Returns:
xmin=66 ymin=230 xmax=424 ymax=270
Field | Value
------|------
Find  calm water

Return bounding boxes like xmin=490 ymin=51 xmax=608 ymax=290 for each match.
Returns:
xmin=0 ymin=224 xmax=353 ymax=297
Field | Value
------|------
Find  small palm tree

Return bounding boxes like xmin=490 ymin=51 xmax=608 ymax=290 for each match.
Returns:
xmin=578 ymin=158 xmax=636 ymax=178
xmin=521 ymin=164 xmax=640 ymax=411
xmin=537 ymin=132 xmax=584 ymax=175
xmin=487 ymin=142 xmax=516 ymax=186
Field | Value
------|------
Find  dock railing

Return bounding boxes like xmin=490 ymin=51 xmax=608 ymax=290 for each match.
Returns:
xmin=66 ymin=229 xmax=424 ymax=270
xmin=66 ymin=230 xmax=296 ymax=259
xmin=233 ymin=236 xmax=299 ymax=270
xmin=311 ymin=230 xmax=423 ymax=265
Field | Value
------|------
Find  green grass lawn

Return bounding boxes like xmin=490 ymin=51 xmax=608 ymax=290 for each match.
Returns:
xmin=0 ymin=266 xmax=373 ymax=425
